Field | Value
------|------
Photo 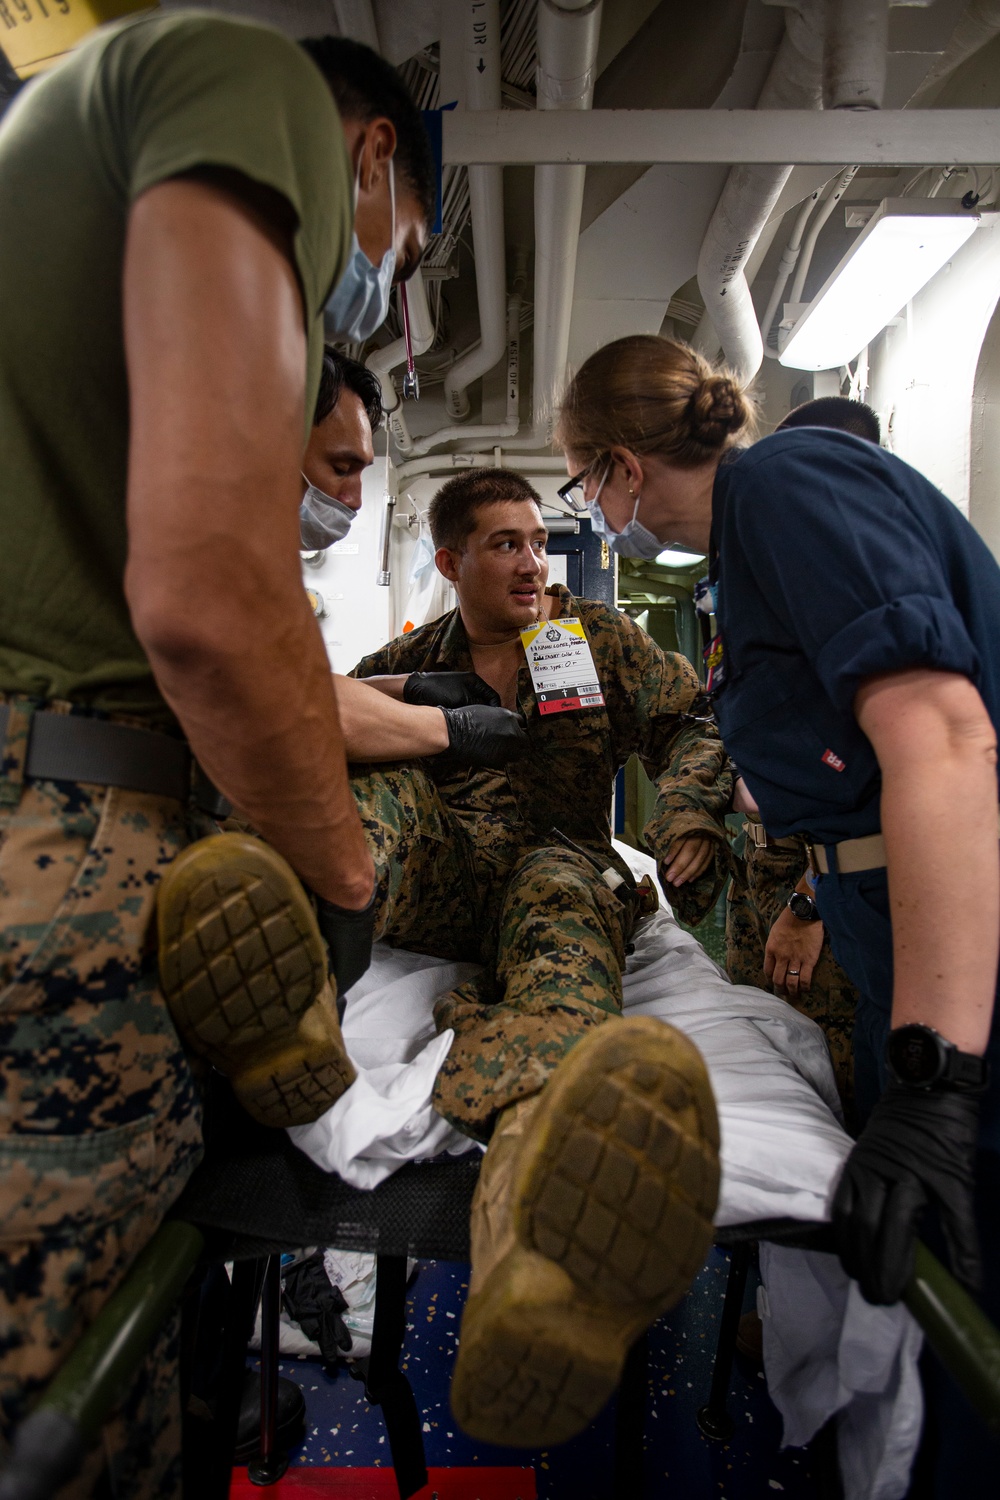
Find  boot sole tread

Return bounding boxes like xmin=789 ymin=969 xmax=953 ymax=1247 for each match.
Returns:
xmin=453 ymin=1020 xmax=721 ymax=1448
xmin=517 ymin=1020 xmax=720 ymax=1308
xmin=157 ymin=835 xmax=348 ymax=1127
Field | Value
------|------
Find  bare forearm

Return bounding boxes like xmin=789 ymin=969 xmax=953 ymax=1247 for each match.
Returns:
xmin=858 ymin=670 xmax=999 ymax=1053
xmin=123 ymin=176 xmax=373 ymax=908
xmin=881 ymin=749 xmax=997 ymax=1051
xmin=143 ymin=588 xmax=373 ymax=908
xmin=351 ymin=673 xmax=409 ymax=701
xmin=334 ymin=675 xmax=448 ymax=759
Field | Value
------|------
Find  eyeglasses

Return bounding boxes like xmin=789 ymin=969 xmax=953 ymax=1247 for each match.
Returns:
xmin=557 ymin=457 xmax=607 ymax=513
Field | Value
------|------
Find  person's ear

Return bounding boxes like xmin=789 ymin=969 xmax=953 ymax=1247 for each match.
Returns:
xmin=355 ymin=118 xmax=396 ymax=195
xmin=608 ymin=445 xmax=645 ymax=496
xmin=435 ymin=545 xmax=461 ymax=584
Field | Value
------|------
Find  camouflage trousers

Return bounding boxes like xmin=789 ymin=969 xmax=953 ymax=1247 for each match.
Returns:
xmin=0 ymin=699 xmax=206 ymax=1498
xmin=725 ymin=825 xmax=858 ymax=1117
xmin=351 ymin=765 xmax=634 ymax=1142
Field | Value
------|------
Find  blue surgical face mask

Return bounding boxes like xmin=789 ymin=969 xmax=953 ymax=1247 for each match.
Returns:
xmin=325 ymin=156 xmax=397 ymax=342
xmin=300 ymin=477 xmax=356 ymax=550
xmin=586 ymin=466 xmax=670 ymax=560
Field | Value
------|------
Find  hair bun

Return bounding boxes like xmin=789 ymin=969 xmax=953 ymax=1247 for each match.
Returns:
xmin=687 ymin=375 xmax=749 ymax=448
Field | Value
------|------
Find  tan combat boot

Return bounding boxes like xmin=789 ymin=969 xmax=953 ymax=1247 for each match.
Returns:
xmin=451 ymin=1016 xmax=720 ymax=1448
xmin=157 ymin=833 xmax=355 ymax=1128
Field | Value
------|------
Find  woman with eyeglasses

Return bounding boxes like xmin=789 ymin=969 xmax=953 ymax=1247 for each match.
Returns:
xmin=556 ymin=332 xmax=1000 ymax=1492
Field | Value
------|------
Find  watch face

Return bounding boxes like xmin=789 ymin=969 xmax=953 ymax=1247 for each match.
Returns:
xmin=788 ymin=892 xmax=816 ymax=921
xmin=888 ymin=1025 xmax=941 ymax=1086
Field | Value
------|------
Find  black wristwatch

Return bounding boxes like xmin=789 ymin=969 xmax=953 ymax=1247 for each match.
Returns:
xmin=787 ymin=891 xmax=822 ymax=923
xmin=886 ymin=1023 xmax=990 ymax=1092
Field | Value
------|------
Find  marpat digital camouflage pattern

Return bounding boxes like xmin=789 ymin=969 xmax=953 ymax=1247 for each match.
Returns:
xmin=0 ymin=696 xmax=208 ymax=1497
xmin=726 ymin=822 xmax=857 ymax=1114
xmin=350 ymin=586 xmax=732 ymax=1138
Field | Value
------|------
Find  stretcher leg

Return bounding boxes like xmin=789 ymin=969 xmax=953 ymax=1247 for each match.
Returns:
xmin=613 ymin=1331 xmax=648 ymax=1496
xmin=697 ymin=1242 xmax=751 ymax=1442
xmin=248 ymin=1254 xmax=288 ymax=1486
xmin=208 ymin=1257 xmax=267 ymax=1496
xmin=362 ymin=1254 xmax=428 ymax=1500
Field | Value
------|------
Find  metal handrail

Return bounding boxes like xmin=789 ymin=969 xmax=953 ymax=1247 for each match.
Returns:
xmin=906 ymin=1241 xmax=1000 ymax=1435
xmin=0 ymin=1221 xmax=204 ymax=1500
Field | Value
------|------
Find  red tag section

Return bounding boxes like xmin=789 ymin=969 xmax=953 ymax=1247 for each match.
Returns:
xmin=231 ymin=1467 xmax=538 ymax=1498
xmin=821 ymin=748 xmax=846 ymax=772
xmin=537 ymin=687 xmax=604 ymax=715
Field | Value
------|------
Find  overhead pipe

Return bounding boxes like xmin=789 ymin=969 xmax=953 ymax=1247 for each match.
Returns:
xmin=759 ymin=186 xmax=823 ymax=358
xmin=365 ymin=268 xmax=434 ymax=455
xmin=443 ymin=1 xmax=507 ymax=421
xmin=531 ymin=0 xmax=601 ymax=439
xmin=408 ymin=293 xmax=521 ymax=456
xmin=501 ymin=0 xmax=603 ymax=450
xmin=824 ymin=0 xmax=888 ymax=109
xmin=396 ymin=453 xmax=568 ymax=486
xmin=693 ymin=0 xmax=825 ymax=383
xmin=786 ymin=164 xmax=858 ymax=304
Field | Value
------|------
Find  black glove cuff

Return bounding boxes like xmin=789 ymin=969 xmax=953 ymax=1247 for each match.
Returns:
xmin=315 ymin=887 xmax=377 ymax=1003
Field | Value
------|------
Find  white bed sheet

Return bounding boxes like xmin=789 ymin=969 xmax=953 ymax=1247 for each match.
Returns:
xmin=287 ymin=843 xmax=920 ymax=1500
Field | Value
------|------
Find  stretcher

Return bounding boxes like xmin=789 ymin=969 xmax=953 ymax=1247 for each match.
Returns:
xmin=3 ymin=848 xmax=998 ymax=1500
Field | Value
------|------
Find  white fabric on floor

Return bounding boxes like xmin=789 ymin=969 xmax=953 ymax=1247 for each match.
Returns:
xmin=286 ymin=842 xmax=921 ymax=1499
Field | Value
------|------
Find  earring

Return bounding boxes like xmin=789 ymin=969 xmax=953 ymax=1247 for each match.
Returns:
xmin=628 ymin=486 xmax=635 ymax=497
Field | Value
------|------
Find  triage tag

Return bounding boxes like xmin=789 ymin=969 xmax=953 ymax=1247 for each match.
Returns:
xmin=520 ymin=617 xmax=605 ymax=715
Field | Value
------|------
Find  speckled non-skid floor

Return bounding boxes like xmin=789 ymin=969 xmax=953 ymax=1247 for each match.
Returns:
xmin=236 ymin=1246 xmax=826 ymax=1500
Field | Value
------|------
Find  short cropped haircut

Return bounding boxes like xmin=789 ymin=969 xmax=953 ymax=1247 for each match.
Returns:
xmin=314 ymin=347 xmax=383 ymax=431
xmin=778 ymin=396 xmax=881 ymax=445
xmin=429 ymin=468 xmax=543 ymax=551
xmin=300 ymin=37 xmax=435 ymax=229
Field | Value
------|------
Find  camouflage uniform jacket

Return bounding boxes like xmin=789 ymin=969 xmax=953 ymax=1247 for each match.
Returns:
xmin=350 ymin=585 xmax=732 ymax=924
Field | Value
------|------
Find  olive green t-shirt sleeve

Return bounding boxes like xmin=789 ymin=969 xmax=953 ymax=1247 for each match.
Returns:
xmin=96 ymin=13 xmax=353 ymax=326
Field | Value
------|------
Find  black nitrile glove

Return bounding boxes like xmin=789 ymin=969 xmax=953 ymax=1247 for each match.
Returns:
xmin=281 ymin=1252 xmax=353 ymax=1368
xmin=403 ymin=671 xmax=500 ymax=709
xmin=315 ymin=887 xmax=377 ymax=1001
xmin=831 ymin=1080 xmax=982 ymax=1305
xmin=439 ymin=704 xmax=530 ymax=768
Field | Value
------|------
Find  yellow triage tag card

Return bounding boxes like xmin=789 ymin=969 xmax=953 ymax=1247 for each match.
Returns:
xmin=520 ymin=617 xmax=605 ymax=716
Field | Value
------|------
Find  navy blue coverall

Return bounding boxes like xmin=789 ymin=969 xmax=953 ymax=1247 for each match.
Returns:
xmin=710 ymin=427 xmax=1000 ymax=1491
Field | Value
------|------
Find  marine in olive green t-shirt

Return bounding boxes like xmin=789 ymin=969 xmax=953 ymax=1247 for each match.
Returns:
xmin=0 ymin=11 xmax=352 ymax=726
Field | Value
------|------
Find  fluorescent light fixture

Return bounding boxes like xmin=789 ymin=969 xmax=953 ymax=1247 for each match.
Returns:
xmin=654 ymin=548 xmax=706 ymax=567
xmin=779 ymin=198 xmax=980 ymax=371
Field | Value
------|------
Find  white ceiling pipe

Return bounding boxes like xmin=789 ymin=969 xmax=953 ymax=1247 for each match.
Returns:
xmin=409 ymin=293 xmax=521 ymax=455
xmin=760 ymin=185 xmax=824 ymax=359
xmin=504 ymin=0 xmax=603 ymax=450
xmin=366 ymin=268 xmax=434 ymax=455
xmin=787 ymin=164 xmax=858 ymax=303
xmin=693 ymin=0 xmax=825 ymax=383
xmin=443 ymin=1 xmax=507 ymax=422
xmin=824 ymin=0 xmax=888 ymax=110
xmin=396 ymin=453 xmax=568 ymax=485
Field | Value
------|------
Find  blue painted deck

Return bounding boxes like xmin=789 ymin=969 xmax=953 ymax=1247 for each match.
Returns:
xmin=246 ymin=1245 xmax=823 ymax=1499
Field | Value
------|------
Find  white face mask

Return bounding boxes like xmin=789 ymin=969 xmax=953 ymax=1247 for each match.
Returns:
xmin=325 ymin=157 xmax=397 ymax=343
xmin=585 ymin=466 xmax=669 ymax=560
xmin=299 ymin=478 xmax=356 ymax=550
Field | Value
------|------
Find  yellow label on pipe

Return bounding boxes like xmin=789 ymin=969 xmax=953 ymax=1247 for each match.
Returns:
xmin=0 ymin=0 xmax=155 ymax=79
